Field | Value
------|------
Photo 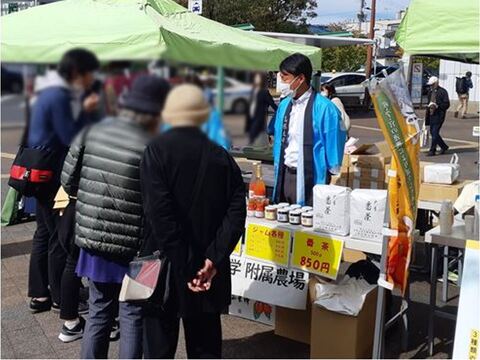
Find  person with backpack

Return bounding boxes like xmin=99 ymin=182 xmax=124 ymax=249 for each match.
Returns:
xmin=24 ymin=49 xmax=100 ymax=314
xmin=455 ymin=71 xmax=474 ymax=119
xmin=61 ymin=75 xmax=170 ymax=358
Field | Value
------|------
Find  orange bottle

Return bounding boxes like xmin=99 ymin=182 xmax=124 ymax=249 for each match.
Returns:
xmin=249 ymin=163 xmax=266 ymax=199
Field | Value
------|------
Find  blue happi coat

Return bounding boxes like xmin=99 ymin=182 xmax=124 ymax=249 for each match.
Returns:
xmin=272 ymin=92 xmax=346 ymax=205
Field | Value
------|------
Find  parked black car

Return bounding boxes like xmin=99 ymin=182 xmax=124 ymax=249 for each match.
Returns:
xmin=1 ymin=66 xmax=24 ymax=94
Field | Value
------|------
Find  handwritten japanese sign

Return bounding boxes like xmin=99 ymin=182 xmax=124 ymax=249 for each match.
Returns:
xmin=245 ymin=223 xmax=291 ymax=266
xmin=291 ymin=231 xmax=344 ymax=280
xmin=229 ymin=296 xmax=275 ymax=326
xmin=230 ymin=255 xmax=309 ymax=309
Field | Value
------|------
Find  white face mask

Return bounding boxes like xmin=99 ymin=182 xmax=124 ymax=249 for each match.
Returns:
xmin=321 ymin=91 xmax=328 ymax=97
xmin=276 ymin=73 xmax=302 ymax=98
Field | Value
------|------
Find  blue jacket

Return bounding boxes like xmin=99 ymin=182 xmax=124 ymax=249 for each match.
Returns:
xmin=272 ymin=92 xmax=346 ymax=205
xmin=201 ymin=108 xmax=230 ymax=150
xmin=28 ymin=70 xmax=100 ymax=152
xmin=162 ymin=107 xmax=230 ymax=150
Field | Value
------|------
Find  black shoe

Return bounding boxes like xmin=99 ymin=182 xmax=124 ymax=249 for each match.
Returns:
xmin=58 ymin=317 xmax=86 ymax=343
xmin=110 ymin=319 xmax=120 ymax=342
xmin=78 ymin=301 xmax=89 ymax=315
xmin=440 ymin=147 xmax=449 ymax=155
xmin=454 ymin=111 xmax=459 ymax=118
xmin=51 ymin=302 xmax=60 ymax=313
xmin=427 ymin=151 xmax=436 ymax=157
xmin=29 ymin=298 xmax=52 ymax=313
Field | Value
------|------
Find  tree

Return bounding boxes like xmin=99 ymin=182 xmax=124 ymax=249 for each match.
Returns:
xmin=321 ymin=23 xmax=367 ymax=72
xmin=176 ymin=0 xmax=318 ymax=33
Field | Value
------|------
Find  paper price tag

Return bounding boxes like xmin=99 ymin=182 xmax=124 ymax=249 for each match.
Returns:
xmin=291 ymin=231 xmax=344 ymax=280
xmin=245 ymin=223 xmax=291 ymax=266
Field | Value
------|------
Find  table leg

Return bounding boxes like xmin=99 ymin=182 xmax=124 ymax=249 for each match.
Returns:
xmin=372 ymin=285 xmax=386 ymax=359
xmin=457 ymin=250 xmax=463 ymax=286
xmin=442 ymin=245 xmax=449 ymax=303
xmin=428 ymin=244 xmax=438 ymax=357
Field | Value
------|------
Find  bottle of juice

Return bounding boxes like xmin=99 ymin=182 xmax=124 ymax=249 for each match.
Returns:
xmin=249 ymin=163 xmax=266 ymax=199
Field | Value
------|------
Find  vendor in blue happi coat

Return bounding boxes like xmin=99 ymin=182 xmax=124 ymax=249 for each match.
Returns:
xmin=272 ymin=53 xmax=347 ymax=206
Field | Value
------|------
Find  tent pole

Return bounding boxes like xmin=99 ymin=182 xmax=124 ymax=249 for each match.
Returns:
xmin=216 ymin=66 xmax=225 ymax=119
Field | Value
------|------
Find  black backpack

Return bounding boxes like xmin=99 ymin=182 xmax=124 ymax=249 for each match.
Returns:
xmin=456 ymin=77 xmax=468 ymax=94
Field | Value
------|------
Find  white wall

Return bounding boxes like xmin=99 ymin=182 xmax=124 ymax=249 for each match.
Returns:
xmin=439 ymin=60 xmax=480 ymax=102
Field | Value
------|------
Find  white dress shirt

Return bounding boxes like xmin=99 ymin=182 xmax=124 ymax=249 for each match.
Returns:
xmin=284 ymin=88 xmax=312 ymax=168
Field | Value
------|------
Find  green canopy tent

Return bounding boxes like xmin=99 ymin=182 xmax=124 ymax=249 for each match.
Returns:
xmin=395 ymin=0 xmax=480 ymax=64
xmin=1 ymin=0 xmax=322 ymax=70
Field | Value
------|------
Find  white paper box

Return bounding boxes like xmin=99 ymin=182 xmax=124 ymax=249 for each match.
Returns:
xmin=350 ymin=189 xmax=387 ymax=242
xmin=313 ymin=185 xmax=351 ymax=236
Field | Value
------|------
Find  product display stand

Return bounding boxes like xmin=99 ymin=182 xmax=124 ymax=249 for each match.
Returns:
xmin=425 ymin=222 xmax=471 ymax=357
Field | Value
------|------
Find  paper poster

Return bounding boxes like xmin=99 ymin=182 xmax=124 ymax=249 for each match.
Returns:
xmin=229 ymin=296 xmax=275 ymax=326
xmin=232 ymin=236 xmax=242 ymax=256
xmin=453 ymin=240 xmax=480 ymax=359
xmin=291 ymin=231 xmax=344 ymax=280
xmin=245 ymin=223 xmax=291 ymax=267
xmin=230 ymin=255 xmax=309 ymax=310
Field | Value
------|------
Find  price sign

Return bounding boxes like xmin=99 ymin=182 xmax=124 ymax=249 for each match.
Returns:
xmin=232 ymin=237 xmax=242 ymax=256
xmin=291 ymin=231 xmax=344 ymax=280
xmin=245 ymin=223 xmax=291 ymax=267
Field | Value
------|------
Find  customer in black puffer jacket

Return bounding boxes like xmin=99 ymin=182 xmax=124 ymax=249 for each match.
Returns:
xmin=61 ymin=75 xmax=170 ymax=359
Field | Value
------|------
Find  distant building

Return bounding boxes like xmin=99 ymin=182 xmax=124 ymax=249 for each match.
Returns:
xmin=343 ymin=11 xmax=406 ymax=66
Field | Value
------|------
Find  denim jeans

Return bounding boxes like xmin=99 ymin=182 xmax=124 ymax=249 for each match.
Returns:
xmin=81 ymin=280 xmax=143 ymax=359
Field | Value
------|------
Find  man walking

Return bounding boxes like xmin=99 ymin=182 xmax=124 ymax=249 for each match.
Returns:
xmin=455 ymin=71 xmax=474 ymax=119
xmin=426 ymin=76 xmax=450 ymax=156
xmin=140 ymin=84 xmax=246 ymax=359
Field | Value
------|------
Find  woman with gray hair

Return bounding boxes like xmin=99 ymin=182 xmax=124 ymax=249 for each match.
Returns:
xmin=60 ymin=75 xmax=170 ymax=358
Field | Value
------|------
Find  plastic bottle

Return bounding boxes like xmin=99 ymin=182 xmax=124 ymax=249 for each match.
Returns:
xmin=439 ymin=200 xmax=453 ymax=235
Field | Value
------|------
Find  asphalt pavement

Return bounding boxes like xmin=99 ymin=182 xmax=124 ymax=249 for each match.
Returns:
xmin=1 ymin=103 xmax=477 ymax=359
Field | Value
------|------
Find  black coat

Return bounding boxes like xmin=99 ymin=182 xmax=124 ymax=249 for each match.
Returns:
xmin=246 ymin=89 xmax=277 ymax=141
xmin=425 ymin=86 xmax=450 ymax=126
xmin=140 ymin=127 xmax=246 ymax=317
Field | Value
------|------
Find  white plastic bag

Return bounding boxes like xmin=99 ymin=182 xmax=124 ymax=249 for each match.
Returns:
xmin=424 ymin=154 xmax=460 ymax=184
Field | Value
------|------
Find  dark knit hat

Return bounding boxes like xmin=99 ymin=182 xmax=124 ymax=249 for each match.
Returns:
xmin=120 ymin=74 xmax=170 ymax=115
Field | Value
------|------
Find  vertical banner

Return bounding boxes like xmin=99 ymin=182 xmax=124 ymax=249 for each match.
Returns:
xmin=369 ymin=68 xmax=420 ymax=294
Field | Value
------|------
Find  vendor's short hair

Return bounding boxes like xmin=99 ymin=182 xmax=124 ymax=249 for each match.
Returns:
xmin=466 ymin=71 xmax=472 ymax=77
xmin=58 ymin=48 xmax=100 ymax=82
xmin=280 ymin=53 xmax=313 ymax=83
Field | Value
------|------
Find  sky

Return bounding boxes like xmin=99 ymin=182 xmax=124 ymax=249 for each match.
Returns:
xmin=313 ymin=0 xmax=411 ymax=25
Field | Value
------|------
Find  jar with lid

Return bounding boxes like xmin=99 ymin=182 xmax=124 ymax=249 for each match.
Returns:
xmin=289 ymin=204 xmax=302 ymax=211
xmin=289 ymin=209 xmax=302 ymax=225
xmin=277 ymin=207 xmax=290 ymax=223
xmin=265 ymin=205 xmax=277 ymax=221
xmin=301 ymin=211 xmax=314 ymax=227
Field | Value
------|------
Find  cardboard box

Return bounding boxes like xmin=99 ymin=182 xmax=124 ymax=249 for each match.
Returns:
xmin=349 ymin=166 xmax=386 ymax=190
xmin=275 ymin=278 xmax=316 ymax=344
xmin=310 ymin=279 xmax=378 ymax=359
xmin=344 ymin=142 xmax=392 ymax=190
xmin=419 ymin=180 xmax=472 ymax=202
xmin=349 ymin=141 xmax=392 ymax=170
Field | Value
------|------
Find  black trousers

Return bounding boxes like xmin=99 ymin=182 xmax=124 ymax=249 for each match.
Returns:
xmin=280 ymin=166 xmax=297 ymax=204
xmin=143 ymin=311 xmax=222 ymax=359
xmin=430 ymin=119 xmax=448 ymax=153
xmin=58 ymin=201 xmax=83 ymax=320
xmin=28 ymin=200 xmax=65 ymax=304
